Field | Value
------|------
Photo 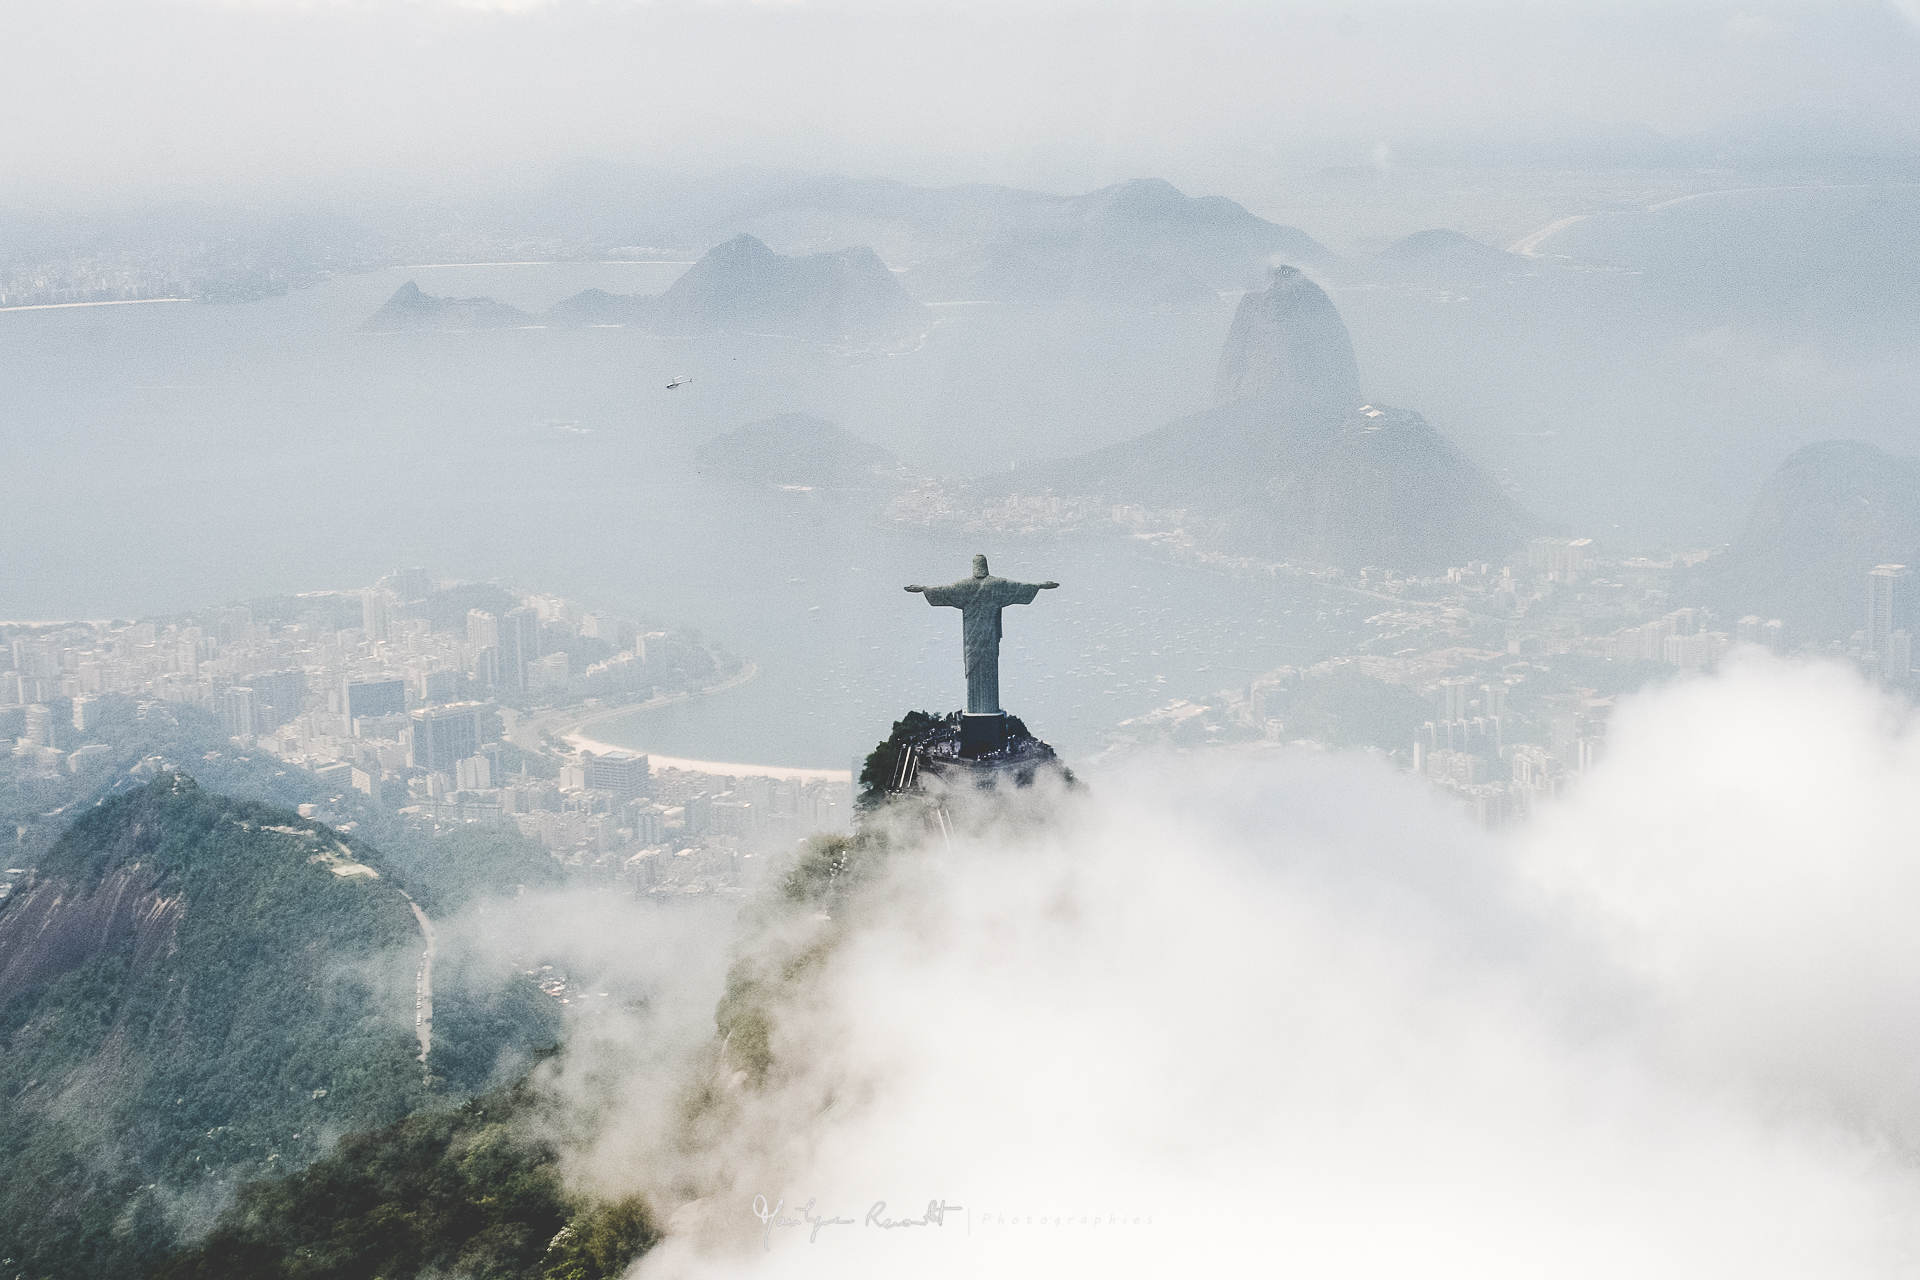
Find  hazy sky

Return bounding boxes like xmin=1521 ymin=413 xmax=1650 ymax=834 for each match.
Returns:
xmin=6 ymin=0 xmax=1919 ymax=209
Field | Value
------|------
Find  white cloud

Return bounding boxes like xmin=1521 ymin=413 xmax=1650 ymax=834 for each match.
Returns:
xmin=514 ymin=653 xmax=1920 ymax=1277
xmin=1526 ymin=653 xmax=1920 ymax=1140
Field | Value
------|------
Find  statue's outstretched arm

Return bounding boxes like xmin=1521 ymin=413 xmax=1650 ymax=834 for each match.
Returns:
xmin=1040 ymin=581 xmax=1059 ymax=589
xmin=904 ymin=585 xmax=926 ymax=593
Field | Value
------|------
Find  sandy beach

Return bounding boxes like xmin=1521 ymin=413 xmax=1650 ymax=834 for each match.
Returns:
xmin=562 ymin=731 xmax=852 ymax=783
xmin=516 ymin=659 xmax=855 ymax=783
xmin=0 ymin=298 xmax=191 ymax=313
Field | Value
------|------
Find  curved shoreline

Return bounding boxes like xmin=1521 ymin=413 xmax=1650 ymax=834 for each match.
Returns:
xmin=568 ymin=738 xmax=851 ymax=783
xmin=1 ymin=297 xmax=191 ymax=313
xmin=527 ymin=661 xmax=855 ymax=783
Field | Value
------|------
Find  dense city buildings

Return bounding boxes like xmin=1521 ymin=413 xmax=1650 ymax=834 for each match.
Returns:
xmin=1096 ymin=527 xmax=1916 ymax=829
xmin=409 ymin=702 xmax=485 ymax=776
xmin=501 ymin=756 xmax=851 ymax=894
xmin=1865 ymin=565 xmax=1912 ymax=677
xmin=343 ymin=676 xmax=407 ymax=723
xmin=1 ymin=570 xmax=841 ymax=892
xmin=5 ymin=536 xmax=1904 ymax=844
xmin=582 ymin=748 xmax=649 ymax=800
xmin=500 ymin=607 xmax=539 ymax=694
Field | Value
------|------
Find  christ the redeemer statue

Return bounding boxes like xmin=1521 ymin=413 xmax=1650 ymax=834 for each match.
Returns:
xmin=906 ymin=554 xmax=1058 ymax=715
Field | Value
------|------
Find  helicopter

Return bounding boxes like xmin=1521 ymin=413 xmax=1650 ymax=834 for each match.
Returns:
xmin=665 ymin=374 xmax=692 ymax=390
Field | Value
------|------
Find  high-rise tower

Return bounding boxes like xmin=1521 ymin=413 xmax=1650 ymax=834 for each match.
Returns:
xmin=1867 ymin=565 xmax=1909 ymax=668
xmin=499 ymin=606 xmax=539 ymax=693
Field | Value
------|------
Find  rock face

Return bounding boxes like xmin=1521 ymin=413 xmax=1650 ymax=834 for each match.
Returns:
xmin=0 ymin=775 xmax=428 ymax=1277
xmin=358 ymin=280 xmax=534 ymax=332
xmin=653 ymin=234 xmax=924 ymax=341
xmin=1016 ymin=268 xmax=1537 ymax=573
xmin=1212 ymin=264 xmax=1364 ymax=416
xmin=696 ymin=413 xmax=900 ymax=490
xmin=1685 ymin=440 xmax=1920 ymax=639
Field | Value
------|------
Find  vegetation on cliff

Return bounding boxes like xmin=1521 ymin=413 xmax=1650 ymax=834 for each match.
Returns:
xmin=856 ymin=710 xmax=944 ymax=805
xmin=153 ymin=1078 xmax=655 ymax=1280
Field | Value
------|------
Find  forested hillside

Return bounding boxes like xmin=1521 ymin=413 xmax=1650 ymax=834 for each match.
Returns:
xmin=154 ymin=1079 xmax=654 ymax=1280
xmin=0 ymin=774 xmax=557 ymax=1280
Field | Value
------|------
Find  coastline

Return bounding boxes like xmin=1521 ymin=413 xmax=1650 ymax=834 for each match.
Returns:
xmin=565 ymin=735 xmax=852 ymax=783
xmin=0 ymin=298 xmax=191 ymax=313
xmin=518 ymin=659 xmax=856 ymax=784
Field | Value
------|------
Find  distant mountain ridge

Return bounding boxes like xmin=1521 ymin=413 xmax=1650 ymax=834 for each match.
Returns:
xmin=360 ymin=180 xmax=1543 ymax=335
xmin=360 ymin=279 xmax=535 ymax=332
xmin=654 ymin=234 xmax=923 ymax=339
xmin=362 ymin=234 xmax=925 ymax=343
xmin=510 ymin=169 xmax=1337 ymax=306
xmin=1685 ymin=440 xmax=1920 ymax=640
xmin=964 ymin=177 xmax=1334 ymax=305
xmin=997 ymin=266 xmax=1539 ymax=573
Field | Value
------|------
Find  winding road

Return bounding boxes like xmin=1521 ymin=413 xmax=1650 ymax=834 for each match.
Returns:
xmin=394 ymin=889 xmax=435 ymax=1068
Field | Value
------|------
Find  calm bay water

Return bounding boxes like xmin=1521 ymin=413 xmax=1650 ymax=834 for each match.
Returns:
xmin=2 ymin=263 xmax=1355 ymax=767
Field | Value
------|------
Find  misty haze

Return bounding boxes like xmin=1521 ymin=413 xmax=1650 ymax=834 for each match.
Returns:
xmin=5 ymin=2 xmax=1920 ymax=1277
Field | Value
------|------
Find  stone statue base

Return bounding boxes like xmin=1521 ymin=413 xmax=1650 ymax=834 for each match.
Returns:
xmin=876 ymin=709 xmax=1070 ymax=797
xmin=959 ymin=712 xmax=1009 ymax=759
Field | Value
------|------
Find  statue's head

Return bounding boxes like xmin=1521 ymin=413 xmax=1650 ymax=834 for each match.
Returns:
xmin=971 ymin=554 xmax=989 ymax=578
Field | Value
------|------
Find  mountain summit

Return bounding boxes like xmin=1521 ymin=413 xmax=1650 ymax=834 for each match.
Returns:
xmin=1002 ymin=268 xmax=1539 ymax=573
xmin=653 ymin=233 xmax=924 ymax=341
xmin=359 ymin=280 xmax=534 ymax=332
xmin=970 ymin=178 xmax=1334 ymax=306
xmin=1213 ymin=265 xmax=1364 ymax=417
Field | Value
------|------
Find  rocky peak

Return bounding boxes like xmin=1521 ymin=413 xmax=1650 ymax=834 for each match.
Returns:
xmin=701 ymin=233 xmax=779 ymax=266
xmin=1211 ymin=265 xmax=1363 ymax=421
xmin=657 ymin=233 xmax=922 ymax=340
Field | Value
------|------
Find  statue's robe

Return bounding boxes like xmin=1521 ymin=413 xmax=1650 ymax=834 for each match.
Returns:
xmin=917 ymin=574 xmax=1045 ymax=714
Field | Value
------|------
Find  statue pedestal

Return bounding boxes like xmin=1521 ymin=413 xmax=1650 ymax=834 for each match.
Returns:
xmin=958 ymin=712 xmax=1009 ymax=759
xmin=869 ymin=708 xmax=1069 ymax=801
